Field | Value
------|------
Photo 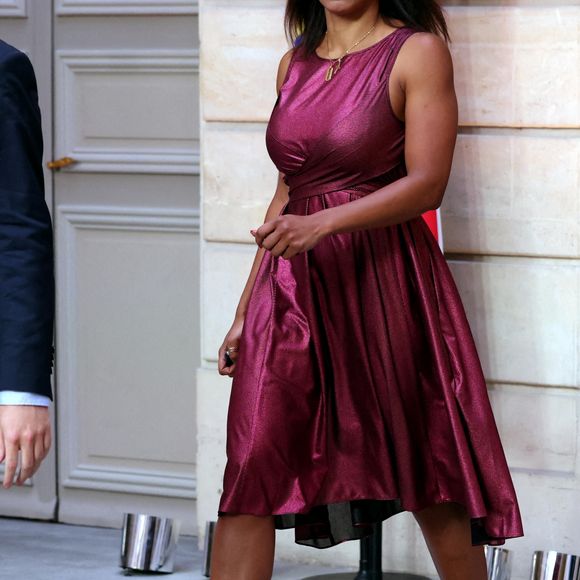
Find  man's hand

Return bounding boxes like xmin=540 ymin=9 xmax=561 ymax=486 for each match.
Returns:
xmin=0 ymin=406 xmax=51 ymax=488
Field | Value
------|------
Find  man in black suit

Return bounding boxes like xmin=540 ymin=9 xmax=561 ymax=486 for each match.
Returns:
xmin=0 ymin=39 xmax=54 ymax=488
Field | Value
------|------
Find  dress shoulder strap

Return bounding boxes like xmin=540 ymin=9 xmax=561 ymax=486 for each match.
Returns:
xmin=379 ymin=27 xmax=421 ymax=85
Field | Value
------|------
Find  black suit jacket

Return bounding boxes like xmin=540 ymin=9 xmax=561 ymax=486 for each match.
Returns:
xmin=0 ymin=40 xmax=54 ymax=399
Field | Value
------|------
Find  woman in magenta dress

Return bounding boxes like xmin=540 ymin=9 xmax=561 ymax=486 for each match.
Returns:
xmin=211 ymin=1 xmax=524 ymax=578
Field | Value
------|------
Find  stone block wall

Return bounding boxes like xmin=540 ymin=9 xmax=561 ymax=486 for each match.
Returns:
xmin=197 ymin=2 xmax=580 ymax=578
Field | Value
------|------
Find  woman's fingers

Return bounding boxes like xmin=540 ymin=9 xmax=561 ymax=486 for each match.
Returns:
xmin=217 ymin=318 xmax=244 ymax=377
xmin=254 ymin=215 xmax=315 ymax=258
xmin=223 ymin=363 xmax=236 ymax=378
xmin=222 ymin=345 xmax=240 ymax=377
xmin=260 ymin=229 xmax=282 ymax=251
xmin=218 ymin=342 xmax=240 ymax=377
xmin=218 ymin=343 xmax=228 ymax=374
xmin=226 ymin=347 xmax=240 ymax=363
xmin=254 ymin=220 xmax=277 ymax=247
xmin=281 ymin=245 xmax=298 ymax=260
xmin=252 ymin=219 xmax=291 ymax=255
xmin=269 ymin=238 xmax=291 ymax=258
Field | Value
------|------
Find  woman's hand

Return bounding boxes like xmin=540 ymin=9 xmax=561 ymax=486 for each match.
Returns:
xmin=218 ymin=316 xmax=245 ymax=378
xmin=251 ymin=213 xmax=328 ymax=259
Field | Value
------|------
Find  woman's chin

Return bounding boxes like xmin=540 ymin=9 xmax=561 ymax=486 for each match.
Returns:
xmin=319 ymin=0 xmax=376 ymax=18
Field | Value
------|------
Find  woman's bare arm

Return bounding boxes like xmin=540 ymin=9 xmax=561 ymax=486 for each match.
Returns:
xmin=218 ymin=50 xmax=293 ymax=375
xmin=235 ymin=173 xmax=288 ymax=319
xmin=315 ymin=32 xmax=457 ymax=235
xmin=253 ymin=33 xmax=458 ymax=258
xmin=233 ymin=50 xmax=293 ymax=319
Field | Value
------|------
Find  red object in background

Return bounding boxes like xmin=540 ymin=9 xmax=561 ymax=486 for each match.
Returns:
xmin=422 ymin=209 xmax=443 ymax=250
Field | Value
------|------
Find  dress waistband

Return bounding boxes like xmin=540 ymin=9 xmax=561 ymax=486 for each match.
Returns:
xmin=286 ymin=166 xmax=406 ymax=203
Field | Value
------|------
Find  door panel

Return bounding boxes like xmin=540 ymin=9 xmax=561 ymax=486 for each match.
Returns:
xmin=0 ymin=1 xmax=26 ymax=18
xmin=57 ymin=206 xmax=198 ymax=496
xmin=55 ymin=50 xmax=199 ymax=173
xmin=0 ymin=0 xmax=57 ymax=520
xmin=54 ymin=0 xmax=198 ymax=16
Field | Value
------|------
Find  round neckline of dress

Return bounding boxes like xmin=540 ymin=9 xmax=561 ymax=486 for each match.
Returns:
xmin=313 ymin=26 xmax=406 ymax=62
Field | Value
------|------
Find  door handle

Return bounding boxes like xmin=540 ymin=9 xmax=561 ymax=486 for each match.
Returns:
xmin=47 ymin=156 xmax=77 ymax=170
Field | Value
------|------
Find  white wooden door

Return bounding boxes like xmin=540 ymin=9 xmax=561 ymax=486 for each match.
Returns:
xmin=0 ymin=4 xmax=201 ymax=528
xmin=52 ymin=1 xmax=200 ymax=533
xmin=0 ymin=0 xmax=57 ymax=520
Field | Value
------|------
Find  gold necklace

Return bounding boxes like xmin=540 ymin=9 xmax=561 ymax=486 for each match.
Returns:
xmin=324 ymin=19 xmax=379 ymax=82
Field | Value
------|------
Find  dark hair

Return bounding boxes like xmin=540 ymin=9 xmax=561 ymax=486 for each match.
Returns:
xmin=285 ymin=1 xmax=450 ymax=53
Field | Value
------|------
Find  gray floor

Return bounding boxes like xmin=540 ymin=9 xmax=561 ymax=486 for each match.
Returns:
xmin=0 ymin=517 xmax=358 ymax=579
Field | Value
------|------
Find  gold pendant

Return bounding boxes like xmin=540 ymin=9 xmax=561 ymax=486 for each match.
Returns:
xmin=325 ymin=58 xmax=341 ymax=82
xmin=325 ymin=64 xmax=335 ymax=82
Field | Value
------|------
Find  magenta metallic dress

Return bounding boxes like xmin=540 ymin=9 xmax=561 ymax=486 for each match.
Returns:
xmin=217 ymin=26 xmax=524 ymax=549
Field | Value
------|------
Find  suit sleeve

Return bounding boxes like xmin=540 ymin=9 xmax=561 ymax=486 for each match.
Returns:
xmin=0 ymin=49 xmax=55 ymax=399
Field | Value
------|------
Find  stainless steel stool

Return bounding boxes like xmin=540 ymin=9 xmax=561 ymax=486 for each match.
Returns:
xmin=302 ymin=575 xmax=431 ymax=579
xmin=531 ymin=551 xmax=580 ymax=580
xmin=119 ymin=513 xmax=181 ymax=574
xmin=302 ymin=522 xmax=430 ymax=579
xmin=485 ymin=546 xmax=512 ymax=580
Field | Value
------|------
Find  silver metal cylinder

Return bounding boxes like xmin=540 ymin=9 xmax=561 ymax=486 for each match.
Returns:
xmin=202 ymin=521 xmax=216 ymax=577
xmin=485 ymin=546 xmax=512 ymax=580
xmin=531 ymin=551 xmax=580 ymax=580
xmin=119 ymin=513 xmax=181 ymax=573
xmin=302 ymin=574 xmax=431 ymax=579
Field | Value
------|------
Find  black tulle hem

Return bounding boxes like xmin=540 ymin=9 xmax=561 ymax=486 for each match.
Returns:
xmin=271 ymin=498 xmax=507 ymax=549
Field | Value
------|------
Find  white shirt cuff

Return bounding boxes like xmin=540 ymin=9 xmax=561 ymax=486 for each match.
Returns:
xmin=0 ymin=391 xmax=51 ymax=406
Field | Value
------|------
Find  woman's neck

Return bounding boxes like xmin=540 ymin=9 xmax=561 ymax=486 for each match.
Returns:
xmin=324 ymin=6 xmax=381 ymax=58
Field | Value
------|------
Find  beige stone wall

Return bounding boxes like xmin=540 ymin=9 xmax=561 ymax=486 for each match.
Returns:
xmin=197 ymin=2 xmax=580 ymax=578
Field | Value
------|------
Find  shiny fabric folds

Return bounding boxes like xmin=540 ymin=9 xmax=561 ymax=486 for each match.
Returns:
xmin=217 ymin=26 xmax=524 ymax=549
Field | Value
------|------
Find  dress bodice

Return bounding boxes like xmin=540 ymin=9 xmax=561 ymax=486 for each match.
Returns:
xmin=265 ymin=26 xmax=419 ymax=200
